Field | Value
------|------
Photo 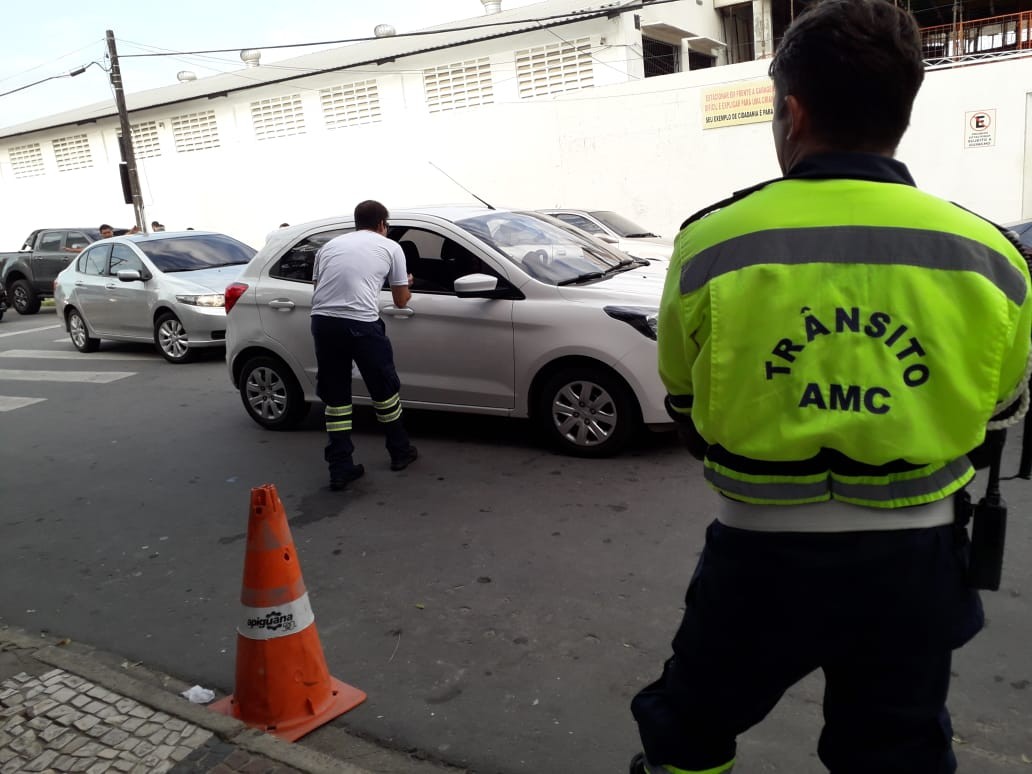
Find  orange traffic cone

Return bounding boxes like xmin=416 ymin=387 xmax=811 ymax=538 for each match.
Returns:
xmin=210 ymin=483 xmax=366 ymax=741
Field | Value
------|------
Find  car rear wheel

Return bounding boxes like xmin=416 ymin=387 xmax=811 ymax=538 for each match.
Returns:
xmin=239 ymin=355 xmax=310 ymax=430
xmin=536 ymin=365 xmax=640 ymax=457
xmin=67 ymin=308 xmax=100 ymax=352
xmin=10 ymin=280 xmax=40 ymax=315
xmin=154 ymin=312 xmax=195 ymax=363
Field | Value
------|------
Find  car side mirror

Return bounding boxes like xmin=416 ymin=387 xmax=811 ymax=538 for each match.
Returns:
xmin=117 ymin=269 xmax=146 ymax=282
xmin=454 ymin=273 xmax=523 ymax=299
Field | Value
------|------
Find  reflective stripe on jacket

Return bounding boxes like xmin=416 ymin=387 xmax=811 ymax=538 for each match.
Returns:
xmin=659 ymin=153 xmax=1032 ymax=509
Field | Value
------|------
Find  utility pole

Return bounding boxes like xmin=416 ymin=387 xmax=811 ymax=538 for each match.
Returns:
xmin=106 ymin=30 xmax=146 ymax=233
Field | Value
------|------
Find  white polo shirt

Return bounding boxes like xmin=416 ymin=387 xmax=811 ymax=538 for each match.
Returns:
xmin=311 ymin=230 xmax=408 ymax=322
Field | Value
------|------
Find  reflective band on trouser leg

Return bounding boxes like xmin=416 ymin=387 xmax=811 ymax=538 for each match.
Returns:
xmin=325 ymin=404 xmax=353 ymax=433
xmin=373 ymin=393 xmax=402 ymax=423
xmin=238 ymin=592 xmax=315 ymax=640
xmin=645 ymin=758 xmax=735 ymax=774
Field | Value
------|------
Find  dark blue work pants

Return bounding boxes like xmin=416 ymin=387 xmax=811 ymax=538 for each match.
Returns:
xmin=631 ymin=518 xmax=984 ymax=774
xmin=311 ymin=315 xmax=411 ymax=476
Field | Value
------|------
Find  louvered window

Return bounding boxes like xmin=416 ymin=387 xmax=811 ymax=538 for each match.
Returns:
xmin=321 ymin=80 xmax=382 ymax=129
xmin=423 ymin=58 xmax=494 ymax=113
xmin=9 ymin=143 xmax=45 ymax=179
xmin=171 ymin=110 xmax=220 ymax=153
xmin=52 ymin=134 xmax=93 ymax=172
xmin=515 ymin=38 xmax=594 ymax=99
xmin=127 ymin=121 xmax=162 ymax=158
xmin=251 ymin=94 xmax=306 ymax=140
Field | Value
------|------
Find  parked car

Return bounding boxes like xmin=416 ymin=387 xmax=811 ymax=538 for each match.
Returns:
xmin=521 ymin=211 xmax=665 ymax=276
xmin=537 ymin=209 xmax=674 ymax=263
xmin=1005 ymin=218 xmax=1032 ymax=249
xmin=54 ymin=231 xmax=255 ymax=363
xmin=0 ymin=282 xmax=7 ymax=321
xmin=1 ymin=228 xmax=100 ymax=314
xmin=226 ymin=207 xmax=671 ymax=457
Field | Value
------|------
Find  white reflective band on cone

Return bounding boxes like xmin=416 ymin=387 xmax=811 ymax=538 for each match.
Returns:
xmin=238 ymin=592 xmax=315 ymax=640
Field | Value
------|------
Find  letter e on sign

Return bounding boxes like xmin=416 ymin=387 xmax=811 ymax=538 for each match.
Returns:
xmin=964 ymin=109 xmax=996 ymax=149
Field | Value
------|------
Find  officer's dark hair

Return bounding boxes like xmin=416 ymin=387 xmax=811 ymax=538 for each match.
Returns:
xmin=98 ymin=223 xmax=112 ymax=231
xmin=354 ymin=200 xmax=389 ymax=231
xmin=768 ymin=0 xmax=924 ymax=151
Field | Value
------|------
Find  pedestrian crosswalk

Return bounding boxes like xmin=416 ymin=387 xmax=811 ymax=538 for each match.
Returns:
xmin=0 ymin=347 xmax=139 ymax=413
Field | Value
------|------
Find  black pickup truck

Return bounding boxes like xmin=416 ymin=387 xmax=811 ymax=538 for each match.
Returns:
xmin=0 ymin=228 xmax=99 ymax=314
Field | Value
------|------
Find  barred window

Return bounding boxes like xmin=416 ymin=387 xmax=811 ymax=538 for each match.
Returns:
xmin=321 ymin=80 xmax=382 ymax=129
xmin=52 ymin=134 xmax=93 ymax=172
xmin=515 ymin=38 xmax=594 ymax=99
xmin=171 ymin=110 xmax=220 ymax=153
xmin=423 ymin=57 xmax=494 ymax=113
xmin=125 ymin=121 xmax=162 ymax=158
xmin=9 ymin=143 xmax=45 ymax=179
xmin=251 ymin=94 xmax=306 ymax=140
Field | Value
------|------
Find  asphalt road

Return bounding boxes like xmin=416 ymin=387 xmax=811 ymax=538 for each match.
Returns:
xmin=1 ymin=308 xmax=1030 ymax=773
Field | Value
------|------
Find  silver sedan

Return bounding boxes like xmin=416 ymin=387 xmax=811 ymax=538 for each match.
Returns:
xmin=54 ymin=232 xmax=255 ymax=363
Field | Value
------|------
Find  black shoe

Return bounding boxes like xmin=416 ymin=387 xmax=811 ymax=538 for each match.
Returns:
xmin=390 ymin=446 xmax=418 ymax=471
xmin=628 ymin=753 xmax=646 ymax=774
xmin=329 ymin=464 xmax=365 ymax=491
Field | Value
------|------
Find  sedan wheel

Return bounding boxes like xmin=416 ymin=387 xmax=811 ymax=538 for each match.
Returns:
xmin=154 ymin=312 xmax=195 ymax=363
xmin=239 ymin=356 xmax=310 ymax=430
xmin=68 ymin=309 xmax=100 ymax=353
xmin=537 ymin=365 xmax=640 ymax=457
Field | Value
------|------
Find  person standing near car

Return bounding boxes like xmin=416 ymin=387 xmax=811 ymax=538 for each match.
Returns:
xmin=310 ymin=199 xmax=418 ymax=490
xmin=628 ymin=2 xmax=1032 ymax=774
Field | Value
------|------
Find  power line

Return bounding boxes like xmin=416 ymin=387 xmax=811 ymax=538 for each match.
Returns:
xmin=115 ymin=0 xmax=682 ymax=59
xmin=0 ymin=61 xmax=105 ymax=100
xmin=0 ymin=40 xmax=104 ymax=86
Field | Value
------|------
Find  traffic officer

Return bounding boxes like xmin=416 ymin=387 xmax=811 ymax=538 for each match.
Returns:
xmin=629 ymin=1 xmax=1032 ymax=773
xmin=310 ymin=200 xmax=419 ymax=490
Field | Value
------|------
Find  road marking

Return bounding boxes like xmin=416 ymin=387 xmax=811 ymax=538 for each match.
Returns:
xmin=0 ymin=396 xmax=46 ymax=411
xmin=0 ymin=349 xmax=155 ymax=361
xmin=0 ymin=369 xmax=135 ymax=383
xmin=0 ymin=325 xmax=61 ymax=339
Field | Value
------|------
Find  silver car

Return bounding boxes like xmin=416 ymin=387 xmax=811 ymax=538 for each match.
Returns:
xmin=538 ymin=209 xmax=674 ymax=263
xmin=54 ymin=232 xmax=255 ymax=363
xmin=225 ymin=207 xmax=671 ymax=457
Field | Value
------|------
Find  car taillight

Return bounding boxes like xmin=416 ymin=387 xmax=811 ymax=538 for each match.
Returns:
xmin=224 ymin=282 xmax=248 ymax=314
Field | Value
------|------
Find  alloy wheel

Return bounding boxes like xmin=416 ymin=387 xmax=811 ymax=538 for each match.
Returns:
xmin=245 ymin=365 xmax=289 ymax=421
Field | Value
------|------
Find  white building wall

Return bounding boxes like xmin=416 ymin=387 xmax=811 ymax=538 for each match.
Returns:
xmin=0 ymin=27 xmax=1029 ymax=251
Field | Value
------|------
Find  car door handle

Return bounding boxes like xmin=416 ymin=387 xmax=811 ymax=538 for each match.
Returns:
xmin=267 ymin=299 xmax=295 ymax=310
xmin=382 ymin=306 xmax=414 ymax=318
xmin=75 ymin=281 xmax=88 ymax=287
xmin=105 ymin=283 xmax=118 ymax=290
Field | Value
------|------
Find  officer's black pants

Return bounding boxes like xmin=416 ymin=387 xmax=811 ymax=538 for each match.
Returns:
xmin=631 ymin=519 xmax=984 ymax=774
xmin=311 ymin=315 xmax=411 ymax=476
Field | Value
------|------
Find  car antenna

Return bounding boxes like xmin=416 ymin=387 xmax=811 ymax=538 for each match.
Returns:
xmin=428 ymin=161 xmax=494 ymax=209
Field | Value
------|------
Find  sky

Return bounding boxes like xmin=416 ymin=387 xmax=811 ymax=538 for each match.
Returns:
xmin=0 ymin=0 xmax=543 ymax=129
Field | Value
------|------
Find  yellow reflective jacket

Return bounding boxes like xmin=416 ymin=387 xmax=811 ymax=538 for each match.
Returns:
xmin=659 ymin=153 xmax=1032 ymax=508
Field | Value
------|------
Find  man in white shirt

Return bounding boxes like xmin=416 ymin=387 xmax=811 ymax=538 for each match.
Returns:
xmin=311 ymin=200 xmax=418 ymax=490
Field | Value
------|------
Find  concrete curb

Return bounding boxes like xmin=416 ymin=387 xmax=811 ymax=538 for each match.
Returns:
xmin=0 ymin=626 xmax=372 ymax=774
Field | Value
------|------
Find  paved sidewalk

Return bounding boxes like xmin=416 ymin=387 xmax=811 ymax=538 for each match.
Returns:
xmin=0 ymin=626 xmax=459 ymax=774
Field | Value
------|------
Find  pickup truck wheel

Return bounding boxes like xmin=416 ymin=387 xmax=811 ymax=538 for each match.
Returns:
xmin=67 ymin=309 xmax=100 ymax=352
xmin=154 ymin=312 xmax=195 ymax=363
xmin=10 ymin=280 xmax=40 ymax=315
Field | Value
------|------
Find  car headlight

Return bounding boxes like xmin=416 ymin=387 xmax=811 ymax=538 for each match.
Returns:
xmin=176 ymin=293 xmax=225 ymax=307
xmin=604 ymin=305 xmax=658 ymax=340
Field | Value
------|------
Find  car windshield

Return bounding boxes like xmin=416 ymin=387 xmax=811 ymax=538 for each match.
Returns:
xmin=590 ymin=211 xmax=658 ymax=238
xmin=456 ymin=212 xmax=624 ymax=285
xmin=138 ymin=235 xmax=256 ymax=273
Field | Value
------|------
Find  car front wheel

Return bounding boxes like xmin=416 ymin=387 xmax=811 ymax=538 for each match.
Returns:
xmin=239 ymin=355 xmax=310 ymax=430
xmin=68 ymin=308 xmax=100 ymax=352
xmin=536 ymin=365 xmax=640 ymax=457
xmin=10 ymin=280 xmax=40 ymax=315
xmin=154 ymin=312 xmax=195 ymax=363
